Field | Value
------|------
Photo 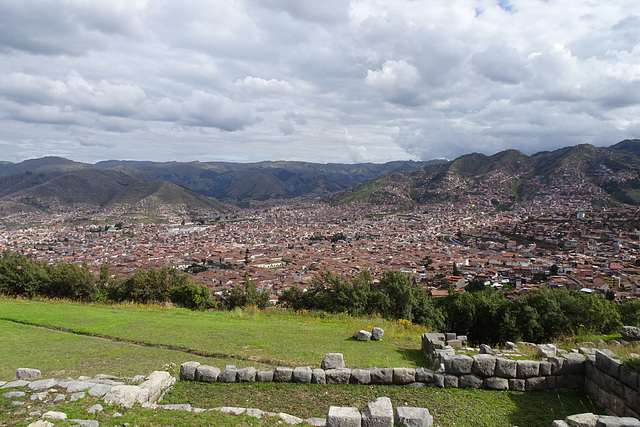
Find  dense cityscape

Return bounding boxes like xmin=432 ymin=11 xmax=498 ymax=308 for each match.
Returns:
xmin=2 ymin=195 xmax=639 ymax=304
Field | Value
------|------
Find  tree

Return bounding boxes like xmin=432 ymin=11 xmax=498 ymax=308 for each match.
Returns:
xmin=465 ymin=279 xmax=486 ymax=293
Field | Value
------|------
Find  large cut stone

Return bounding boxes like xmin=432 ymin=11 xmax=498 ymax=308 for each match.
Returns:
xmin=350 ymin=369 xmax=371 ymax=385
xmin=620 ymin=326 xmax=640 ymax=341
xmin=237 ymin=367 xmax=257 ymax=383
xmin=103 ymin=385 xmax=148 ymax=409
xmin=460 ymin=375 xmax=483 ymax=389
xmin=415 ymin=368 xmax=434 ymax=384
xmin=516 ymin=360 xmax=540 ymax=379
xmin=28 ymin=379 xmax=58 ymax=391
xmin=218 ymin=366 xmax=238 ymax=383
xmin=566 ymin=413 xmax=598 ymax=427
xmin=354 ymin=330 xmax=372 ymax=341
xmin=596 ymin=416 xmax=640 ymax=426
xmin=139 ymin=371 xmax=175 ymax=404
xmin=495 ymin=358 xmax=517 ymax=378
xmin=274 ymin=367 xmax=294 ymax=382
xmin=369 ymin=368 xmax=393 ymax=385
xmin=395 ymin=407 xmax=433 ymax=427
xmin=537 ymin=344 xmax=557 ymax=358
xmin=311 ymin=369 xmax=326 ymax=384
xmin=321 ymin=353 xmax=345 ymax=370
xmin=14 ymin=368 xmax=41 ymax=381
xmin=325 ymin=369 xmax=351 ymax=384
xmin=393 ymin=368 xmax=415 ymax=385
xmin=484 ymin=377 xmax=509 ymax=390
xmin=327 ymin=406 xmax=361 ymax=427
xmin=371 ymin=327 xmax=384 ymax=341
xmin=472 ymin=355 xmax=496 ymax=377
xmin=195 ymin=365 xmax=221 ymax=383
xmin=256 ymin=371 xmax=274 ymax=382
xmin=561 ymin=354 xmax=586 ymax=375
xmin=362 ymin=397 xmax=393 ymax=427
xmin=292 ymin=367 xmax=312 ymax=383
xmin=448 ymin=355 xmax=473 ymax=375
xmin=179 ymin=362 xmax=200 ymax=381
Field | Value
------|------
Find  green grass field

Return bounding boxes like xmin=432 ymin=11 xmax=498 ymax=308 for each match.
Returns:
xmin=0 ymin=298 xmax=604 ymax=426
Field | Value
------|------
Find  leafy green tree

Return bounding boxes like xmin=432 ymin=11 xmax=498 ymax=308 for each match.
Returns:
xmin=619 ymin=300 xmax=640 ymax=327
xmin=169 ymin=281 xmax=211 ymax=310
xmin=45 ymin=262 xmax=95 ymax=301
xmin=379 ymin=271 xmax=416 ymax=320
xmin=465 ymin=279 xmax=486 ymax=293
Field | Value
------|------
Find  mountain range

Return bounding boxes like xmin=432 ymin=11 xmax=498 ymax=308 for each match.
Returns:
xmin=330 ymin=139 xmax=640 ymax=209
xmin=1 ymin=139 xmax=640 ymax=214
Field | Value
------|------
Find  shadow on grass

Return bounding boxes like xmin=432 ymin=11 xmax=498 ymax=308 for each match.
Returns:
xmin=394 ymin=347 xmax=427 ymax=367
xmin=506 ymin=390 xmax=604 ymax=427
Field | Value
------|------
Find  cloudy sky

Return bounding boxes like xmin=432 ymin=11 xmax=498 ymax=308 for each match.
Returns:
xmin=1 ymin=0 xmax=639 ymax=164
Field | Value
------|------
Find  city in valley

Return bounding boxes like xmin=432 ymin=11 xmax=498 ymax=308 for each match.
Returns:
xmin=1 ymin=197 xmax=639 ymax=304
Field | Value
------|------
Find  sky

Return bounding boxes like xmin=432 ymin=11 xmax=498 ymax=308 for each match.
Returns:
xmin=1 ymin=0 xmax=639 ymax=165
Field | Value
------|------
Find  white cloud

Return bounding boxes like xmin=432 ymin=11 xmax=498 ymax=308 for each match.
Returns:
xmin=0 ymin=0 xmax=639 ymax=164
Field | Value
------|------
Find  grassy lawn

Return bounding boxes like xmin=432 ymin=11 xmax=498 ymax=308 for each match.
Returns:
xmin=0 ymin=298 xmax=606 ymax=426
xmin=0 ymin=298 xmax=424 ymax=379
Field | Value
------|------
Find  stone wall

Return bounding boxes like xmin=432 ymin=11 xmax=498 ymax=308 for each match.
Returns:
xmin=585 ymin=351 xmax=640 ymax=419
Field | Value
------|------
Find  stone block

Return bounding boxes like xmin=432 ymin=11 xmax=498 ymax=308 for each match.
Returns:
xmin=311 ymin=368 xmax=325 ymax=384
xmin=88 ymin=384 xmax=112 ymax=397
xmin=292 ymin=367 xmax=312 ymax=383
xmin=561 ymin=354 xmax=585 ymax=375
xmin=415 ymin=368 xmax=434 ymax=384
xmin=460 ymin=375 xmax=483 ymax=389
xmin=509 ymin=379 xmax=525 ymax=391
xmin=350 ymin=369 xmax=371 ymax=385
xmin=620 ymin=326 xmax=640 ymax=341
xmin=218 ymin=366 xmax=238 ymax=383
xmin=256 ymin=370 xmax=274 ymax=383
xmin=446 ymin=332 xmax=457 ymax=341
xmin=326 ymin=368 xmax=352 ymax=384
xmin=273 ymin=367 xmax=293 ymax=383
xmin=369 ymin=368 xmax=393 ymax=385
xmin=596 ymin=416 xmax=640 ymax=427
xmin=525 ymin=377 xmax=546 ymax=391
xmin=448 ymin=355 xmax=473 ymax=375
xmin=557 ymin=374 xmax=585 ymax=390
xmin=552 ymin=421 xmax=570 ymax=427
xmin=14 ymin=368 xmax=41 ymax=381
xmin=195 ymin=365 xmax=221 ymax=383
xmin=495 ymin=358 xmax=517 ymax=378
xmin=444 ymin=375 xmax=458 ymax=388
xmin=548 ymin=356 xmax=564 ymax=375
xmin=516 ymin=360 xmax=540 ymax=379
xmin=354 ymin=330 xmax=372 ymax=341
xmin=484 ymin=377 xmax=509 ymax=390
xmin=361 ymin=397 xmax=393 ymax=427
xmin=139 ymin=371 xmax=176 ymax=403
xmin=395 ymin=407 xmax=433 ymax=427
xmin=566 ymin=413 xmax=598 ymax=427
xmin=448 ymin=339 xmax=462 ymax=348
xmin=472 ymin=355 xmax=496 ymax=377
xmin=28 ymin=379 xmax=58 ymax=391
xmin=393 ymin=368 xmax=415 ymax=385
xmin=432 ymin=374 xmax=444 ymax=388
xmin=327 ymin=406 xmax=361 ymax=427
xmin=618 ymin=365 xmax=638 ymax=389
xmin=237 ymin=367 xmax=257 ymax=383
xmin=479 ymin=344 xmax=494 ymax=355
xmin=537 ymin=344 xmax=557 ymax=358
xmin=539 ymin=361 xmax=552 ymax=376
xmin=179 ymin=362 xmax=200 ymax=381
xmin=103 ymin=385 xmax=148 ymax=409
xmin=371 ymin=327 xmax=384 ymax=341
xmin=546 ymin=375 xmax=557 ymax=390
xmin=322 ymin=353 xmax=345 ymax=370
xmin=457 ymin=335 xmax=468 ymax=345
xmin=608 ymin=358 xmax=623 ymax=379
